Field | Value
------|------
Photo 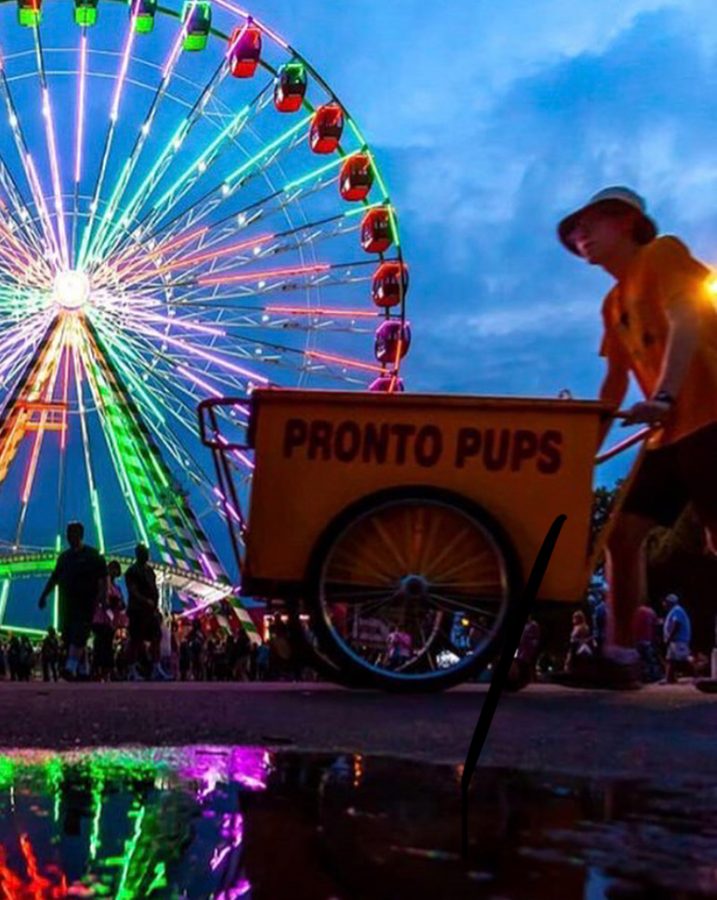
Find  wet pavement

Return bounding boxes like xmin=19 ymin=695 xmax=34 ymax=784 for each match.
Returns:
xmin=0 ymin=745 xmax=716 ymax=899
xmin=0 ymin=681 xmax=715 ymax=780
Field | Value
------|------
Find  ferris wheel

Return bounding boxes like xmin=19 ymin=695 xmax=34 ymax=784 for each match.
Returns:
xmin=0 ymin=0 xmax=409 ymax=636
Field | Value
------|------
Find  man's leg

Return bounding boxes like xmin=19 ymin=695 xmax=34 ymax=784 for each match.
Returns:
xmin=606 ymin=511 xmax=656 ymax=647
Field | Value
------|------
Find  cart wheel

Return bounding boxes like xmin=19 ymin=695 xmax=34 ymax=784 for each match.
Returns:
xmin=307 ymin=487 xmax=522 ymax=693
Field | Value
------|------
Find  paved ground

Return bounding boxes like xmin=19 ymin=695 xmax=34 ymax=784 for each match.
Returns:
xmin=0 ymin=681 xmax=714 ymax=778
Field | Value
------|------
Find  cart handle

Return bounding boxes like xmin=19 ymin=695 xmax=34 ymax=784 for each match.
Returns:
xmin=595 ymin=411 xmax=661 ymax=466
xmin=198 ymin=397 xmax=251 ymax=450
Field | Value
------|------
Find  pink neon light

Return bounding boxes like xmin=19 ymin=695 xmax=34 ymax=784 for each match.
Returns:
xmin=25 ymin=153 xmax=61 ymax=265
xmin=266 ymin=305 xmax=378 ymax=318
xmin=134 ymin=312 xmax=226 ymax=337
xmin=138 ymin=324 xmax=270 ymax=384
xmin=107 ymin=226 xmax=210 ymax=280
xmin=178 ymin=366 xmax=221 ymax=397
xmin=213 ymin=487 xmax=243 ymax=523
xmin=42 ymin=87 xmax=69 ymax=267
xmin=306 ymin=350 xmax=383 ymax=373
xmin=159 ymin=233 xmax=275 ymax=273
xmin=212 ymin=0 xmax=290 ymax=50
xmin=199 ymin=262 xmax=330 ymax=287
xmin=218 ymin=434 xmax=255 ymax=470
xmin=163 ymin=7 xmax=192 ymax=79
xmin=111 ymin=6 xmax=139 ymax=121
xmin=200 ymin=553 xmax=218 ymax=580
xmin=75 ymin=33 xmax=88 ymax=184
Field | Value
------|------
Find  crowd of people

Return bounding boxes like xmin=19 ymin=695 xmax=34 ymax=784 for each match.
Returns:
xmin=562 ymin=591 xmax=700 ymax=685
xmin=0 ymin=612 xmax=312 ymax=684
xmin=0 ymin=520 xmax=316 ymax=683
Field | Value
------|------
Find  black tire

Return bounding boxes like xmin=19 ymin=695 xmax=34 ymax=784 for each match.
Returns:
xmin=305 ymin=486 xmax=523 ymax=693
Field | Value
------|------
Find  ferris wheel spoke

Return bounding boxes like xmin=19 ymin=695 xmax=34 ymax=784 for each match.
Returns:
xmin=32 ymin=26 xmax=70 ymax=268
xmin=87 ymin=37 xmax=235 ymax=269
xmin=0 ymin=68 xmax=62 ymax=267
xmin=80 ymin=318 xmax=228 ymax=580
xmin=72 ymin=28 xmax=89 ymax=265
xmin=0 ymin=157 xmax=49 ymax=260
xmin=129 ymin=112 xmax=313 ymax=255
xmin=76 ymin=1 xmax=142 ymax=269
xmin=90 ymin=332 xmax=221 ymax=500
xmin=96 ymin=79 xmax=277 ymax=269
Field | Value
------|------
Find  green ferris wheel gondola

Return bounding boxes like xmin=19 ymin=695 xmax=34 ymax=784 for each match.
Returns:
xmin=17 ymin=0 xmax=41 ymax=27
xmin=128 ymin=0 xmax=157 ymax=33
xmin=74 ymin=0 xmax=99 ymax=26
xmin=181 ymin=0 xmax=211 ymax=51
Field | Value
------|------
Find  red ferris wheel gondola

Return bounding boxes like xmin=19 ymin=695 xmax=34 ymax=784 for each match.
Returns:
xmin=309 ymin=103 xmax=344 ymax=154
xmin=228 ymin=22 xmax=262 ymax=78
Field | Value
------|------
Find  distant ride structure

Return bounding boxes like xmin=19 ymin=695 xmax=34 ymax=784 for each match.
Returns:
xmin=0 ymin=0 xmax=408 ymax=636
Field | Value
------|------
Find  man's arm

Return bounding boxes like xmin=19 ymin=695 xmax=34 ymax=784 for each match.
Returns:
xmin=38 ymin=563 xmax=60 ymax=609
xmin=597 ymin=355 xmax=629 ymax=447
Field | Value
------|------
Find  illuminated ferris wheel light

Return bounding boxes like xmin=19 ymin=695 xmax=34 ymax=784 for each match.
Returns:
xmin=0 ymin=0 xmax=408 ymax=639
xmin=52 ymin=269 xmax=91 ymax=311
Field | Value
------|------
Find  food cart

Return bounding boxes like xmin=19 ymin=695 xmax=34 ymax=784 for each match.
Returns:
xmin=199 ymin=388 xmax=640 ymax=692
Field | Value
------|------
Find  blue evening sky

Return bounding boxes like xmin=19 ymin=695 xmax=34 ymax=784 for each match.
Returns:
xmin=247 ymin=0 xmax=717 ymax=411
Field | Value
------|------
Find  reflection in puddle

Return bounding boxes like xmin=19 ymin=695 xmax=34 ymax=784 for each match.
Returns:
xmin=0 ymin=747 xmax=715 ymax=898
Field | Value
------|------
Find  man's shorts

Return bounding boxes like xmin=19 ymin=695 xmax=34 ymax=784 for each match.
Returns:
xmin=63 ymin=619 xmax=92 ymax=649
xmin=128 ymin=607 xmax=161 ymax=643
xmin=666 ymin=641 xmax=691 ymax=662
xmin=622 ymin=423 xmax=717 ymax=527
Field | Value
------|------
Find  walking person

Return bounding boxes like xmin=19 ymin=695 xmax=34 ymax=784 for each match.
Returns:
xmin=632 ymin=602 xmax=662 ymax=683
xmin=38 ymin=522 xmax=107 ymax=680
xmin=661 ymin=593 xmax=692 ymax=684
xmin=124 ymin=544 xmax=171 ymax=681
xmin=92 ymin=560 xmax=121 ymax=681
xmin=558 ymin=188 xmax=717 ymax=679
xmin=41 ymin=627 xmax=61 ymax=682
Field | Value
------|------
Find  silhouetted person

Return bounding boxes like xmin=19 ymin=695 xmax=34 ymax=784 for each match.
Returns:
xmin=41 ymin=627 xmax=60 ymax=682
xmin=125 ymin=544 xmax=171 ymax=681
xmin=38 ymin=522 xmax=107 ymax=679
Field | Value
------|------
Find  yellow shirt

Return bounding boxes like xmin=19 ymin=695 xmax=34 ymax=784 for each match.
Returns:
xmin=600 ymin=235 xmax=717 ymax=447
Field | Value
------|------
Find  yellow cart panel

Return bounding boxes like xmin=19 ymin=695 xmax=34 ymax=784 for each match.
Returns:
xmin=244 ymin=389 xmax=610 ymax=602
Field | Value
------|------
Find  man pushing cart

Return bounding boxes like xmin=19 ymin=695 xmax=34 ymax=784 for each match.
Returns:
xmin=558 ymin=186 xmax=717 ymax=681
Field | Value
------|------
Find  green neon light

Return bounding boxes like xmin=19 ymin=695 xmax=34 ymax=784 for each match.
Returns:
xmin=73 ymin=350 xmax=106 ymax=552
xmin=149 ymin=106 xmax=251 ymax=216
xmin=77 ymin=335 xmax=150 ymax=546
xmin=226 ymin=115 xmax=311 ymax=188
xmin=0 ymin=559 xmax=55 ymax=578
xmin=0 ymin=581 xmax=9 ymax=624
xmin=89 ymin=761 xmax=105 ymax=860
xmin=284 ymin=156 xmax=342 ymax=192
xmin=116 ymin=805 xmax=146 ymax=900
xmin=0 ymin=625 xmax=46 ymax=637
xmin=345 ymin=119 xmax=402 ymax=249
xmin=84 ymin=159 xmax=134 ymax=267
xmin=53 ymin=533 xmax=60 ymax=630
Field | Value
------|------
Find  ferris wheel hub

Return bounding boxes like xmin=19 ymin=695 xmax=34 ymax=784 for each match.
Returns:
xmin=53 ymin=269 xmax=90 ymax=312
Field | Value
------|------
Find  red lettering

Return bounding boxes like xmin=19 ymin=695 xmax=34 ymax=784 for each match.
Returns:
xmin=455 ymin=428 xmax=481 ymax=468
xmin=415 ymin=425 xmax=443 ymax=467
xmin=283 ymin=418 xmax=307 ymax=457
xmin=362 ymin=423 xmax=390 ymax=464
xmin=510 ymin=430 xmax=538 ymax=471
xmin=308 ymin=420 xmax=332 ymax=460
xmin=335 ymin=421 xmax=362 ymax=463
xmin=484 ymin=429 xmax=510 ymax=471
xmin=391 ymin=423 xmax=416 ymax=464
xmin=538 ymin=430 xmax=563 ymax=474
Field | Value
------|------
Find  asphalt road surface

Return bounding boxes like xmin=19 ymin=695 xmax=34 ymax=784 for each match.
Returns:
xmin=0 ymin=681 xmax=714 ymax=778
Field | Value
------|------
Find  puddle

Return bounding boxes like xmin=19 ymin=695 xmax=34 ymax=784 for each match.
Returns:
xmin=0 ymin=746 xmax=715 ymax=898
